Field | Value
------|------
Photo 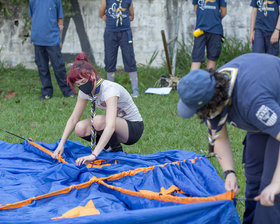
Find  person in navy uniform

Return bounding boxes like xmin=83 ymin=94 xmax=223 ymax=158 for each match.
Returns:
xmin=29 ymin=0 xmax=76 ymax=100
xmin=99 ymin=0 xmax=140 ymax=98
xmin=250 ymin=0 xmax=280 ymax=56
xmin=191 ymin=0 xmax=227 ymax=71
xmin=177 ymin=53 xmax=280 ymax=224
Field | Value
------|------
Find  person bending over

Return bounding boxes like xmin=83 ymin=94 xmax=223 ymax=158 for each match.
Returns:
xmin=178 ymin=53 xmax=280 ymax=224
xmin=52 ymin=52 xmax=144 ymax=166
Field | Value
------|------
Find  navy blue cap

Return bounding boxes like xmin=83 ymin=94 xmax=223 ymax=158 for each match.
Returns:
xmin=177 ymin=69 xmax=216 ymax=119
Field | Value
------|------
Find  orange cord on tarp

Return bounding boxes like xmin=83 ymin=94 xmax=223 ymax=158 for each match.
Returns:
xmin=0 ymin=128 xmax=67 ymax=163
xmin=0 ymin=129 xmax=67 ymax=164
xmin=0 ymin=159 xmax=236 ymax=211
xmin=27 ymin=140 xmax=67 ymax=164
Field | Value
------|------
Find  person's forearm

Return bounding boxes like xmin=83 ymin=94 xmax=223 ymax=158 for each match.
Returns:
xmin=129 ymin=3 xmax=134 ymax=21
xmin=275 ymin=17 xmax=280 ymax=30
xmin=194 ymin=5 xmax=197 ymax=14
xmin=59 ymin=117 xmax=77 ymax=146
xmin=214 ymin=126 xmax=235 ymax=172
xmin=92 ymin=96 xmax=118 ymax=157
xmin=99 ymin=10 xmax=105 ymax=19
xmin=273 ymin=12 xmax=280 ymax=35
xmin=92 ymin=126 xmax=115 ymax=157
xmin=58 ymin=18 xmax=63 ymax=40
xmin=220 ymin=7 xmax=227 ymax=19
xmin=276 ymin=7 xmax=280 ymax=30
xmin=214 ymin=126 xmax=239 ymax=192
xmin=215 ymin=140 xmax=235 ymax=172
xmin=250 ymin=8 xmax=257 ymax=33
xmin=99 ymin=0 xmax=106 ymax=19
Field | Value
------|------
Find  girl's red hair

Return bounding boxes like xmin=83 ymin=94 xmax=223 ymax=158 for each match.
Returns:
xmin=67 ymin=52 xmax=100 ymax=86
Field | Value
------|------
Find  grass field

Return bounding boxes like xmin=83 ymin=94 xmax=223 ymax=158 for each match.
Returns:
xmin=0 ymin=38 xmax=250 ymax=221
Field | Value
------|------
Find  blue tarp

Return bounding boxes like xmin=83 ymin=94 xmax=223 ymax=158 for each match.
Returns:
xmin=0 ymin=139 xmax=240 ymax=223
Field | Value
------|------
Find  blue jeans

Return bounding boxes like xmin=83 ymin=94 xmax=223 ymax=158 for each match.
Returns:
xmin=34 ymin=45 xmax=74 ymax=97
xmin=252 ymin=29 xmax=279 ymax=56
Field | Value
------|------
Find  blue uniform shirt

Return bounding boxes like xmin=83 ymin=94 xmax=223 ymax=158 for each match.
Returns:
xmin=29 ymin=0 xmax=63 ymax=46
xmin=251 ymin=0 xmax=280 ymax=31
xmin=193 ymin=0 xmax=227 ymax=36
xmin=105 ymin=0 xmax=132 ymax=32
xmin=210 ymin=53 xmax=280 ymax=139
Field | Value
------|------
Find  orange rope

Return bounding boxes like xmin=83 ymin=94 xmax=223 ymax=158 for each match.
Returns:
xmin=0 ymin=158 xmax=234 ymax=211
xmin=27 ymin=140 xmax=67 ymax=164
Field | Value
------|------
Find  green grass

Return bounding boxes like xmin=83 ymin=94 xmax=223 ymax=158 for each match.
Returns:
xmin=0 ymin=37 xmax=250 ymax=221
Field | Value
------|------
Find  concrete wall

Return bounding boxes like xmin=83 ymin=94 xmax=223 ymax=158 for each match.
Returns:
xmin=0 ymin=0 xmax=251 ymax=70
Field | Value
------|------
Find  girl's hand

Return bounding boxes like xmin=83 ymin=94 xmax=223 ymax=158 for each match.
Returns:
xmin=255 ymin=182 xmax=280 ymax=206
xmin=76 ymin=154 xmax=97 ymax=166
xmin=52 ymin=145 xmax=64 ymax=159
xmin=225 ymin=173 xmax=240 ymax=194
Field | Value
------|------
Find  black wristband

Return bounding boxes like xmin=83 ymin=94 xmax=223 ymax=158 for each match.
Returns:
xmin=275 ymin=28 xmax=280 ymax=31
xmin=223 ymin=170 xmax=236 ymax=179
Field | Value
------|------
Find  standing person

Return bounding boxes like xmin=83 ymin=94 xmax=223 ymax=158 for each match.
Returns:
xmin=190 ymin=0 xmax=227 ymax=71
xmin=52 ymin=52 xmax=144 ymax=166
xmin=29 ymin=0 xmax=76 ymax=100
xmin=177 ymin=53 xmax=280 ymax=224
xmin=99 ymin=0 xmax=139 ymax=98
xmin=250 ymin=0 xmax=280 ymax=56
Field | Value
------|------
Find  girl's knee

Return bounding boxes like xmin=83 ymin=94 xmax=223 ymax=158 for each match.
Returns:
xmin=75 ymin=121 xmax=89 ymax=137
xmin=92 ymin=115 xmax=105 ymax=131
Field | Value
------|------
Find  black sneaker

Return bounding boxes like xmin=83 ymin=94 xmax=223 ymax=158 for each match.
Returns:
xmin=38 ymin=95 xmax=51 ymax=100
xmin=105 ymin=144 xmax=123 ymax=152
xmin=110 ymin=145 xmax=123 ymax=152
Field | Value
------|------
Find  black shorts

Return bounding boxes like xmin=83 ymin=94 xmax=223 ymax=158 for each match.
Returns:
xmin=125 ymin=120 xmax=144 ymax=145
xmin=81 ymin=120 xmax=144 ymax=145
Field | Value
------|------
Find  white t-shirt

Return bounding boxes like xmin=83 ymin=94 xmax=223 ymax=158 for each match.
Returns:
xmin=79 ymin=80 xmax=143 ymax=122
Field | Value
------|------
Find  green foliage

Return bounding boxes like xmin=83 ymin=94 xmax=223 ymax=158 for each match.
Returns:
xmin=170 ymin=36 xmax=251 ymax=77
xmin=0 ymin=0 xmax=73 ymax=18
xmin=217 ymin=37 xmax=251 ymax=68
xmin=173 ymin=37 xmax=194 ymax=77
xmin=0 ymin=0 xmax=75 ymax=43
xmin=62 ymin=0 xmax=76 ymax=18
xmin=0 ymin=0 xmax=28 ymax=18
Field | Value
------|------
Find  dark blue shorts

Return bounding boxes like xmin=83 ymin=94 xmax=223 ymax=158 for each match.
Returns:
xmin=104 ymin=30 xmax=137 ymax=72
xmin=192 ymin=32 xmax=222 ymax=62
xmin=252 ymin=29 xmax=279 ymax=56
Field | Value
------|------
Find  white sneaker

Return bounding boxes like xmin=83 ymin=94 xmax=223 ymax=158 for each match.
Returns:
xmin=105 ymin=147 xmax=112 ymax=152
xmin=132 ymin=88 xmax=140 ymax=98
xmin=38 ymin=95 xmax=51 ymax=100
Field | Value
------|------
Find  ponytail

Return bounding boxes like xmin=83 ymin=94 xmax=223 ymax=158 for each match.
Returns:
xmin=67 ymin=52 xmax=100 ymax=86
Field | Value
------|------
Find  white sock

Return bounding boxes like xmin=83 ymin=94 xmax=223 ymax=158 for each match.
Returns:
xmin=129 ymin=72 xmax=138 ymax=90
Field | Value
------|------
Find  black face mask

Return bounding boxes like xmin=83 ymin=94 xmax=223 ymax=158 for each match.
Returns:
xmin=78 ymin=81 xmax=94 ymax=95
